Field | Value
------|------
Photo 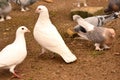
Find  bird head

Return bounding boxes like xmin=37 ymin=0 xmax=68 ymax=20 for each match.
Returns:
xmin=72 ymin=15 xmax=81 ymax=21
xmin=17 ymin=26 xmax=30 ymax=34
xmin=35 ymin=5 xmax=48 ymax=14
xmin=105 ymin=28 xmax=115 ymax=45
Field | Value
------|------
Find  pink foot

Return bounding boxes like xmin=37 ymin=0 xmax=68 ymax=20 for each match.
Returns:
xmin=11 ymin=72 xmax=21 ymax=79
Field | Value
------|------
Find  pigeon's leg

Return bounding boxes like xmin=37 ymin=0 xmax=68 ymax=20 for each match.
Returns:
xmin=103 ymin=44 xmax=110 ymax=50
xmin=25 ymin=7 xmax=30 ymax=11
xmin=10 ymin=65 xmax=21 ymax=78
xmin=84 ymin=0 xmax=87 ymax=7
xmin=21 ymin=6 xmax=26 ymax=12
xmin=0 ymin=15 xmax=5 ymax=22
xmin=6 ymin=15 xmax=12 ymax=20
xmin=84 ymin=3 xmax=87 ymax=6
xmin=39 ymin=47 xmax=46 ymax=56
xmin=50 ymin=53 xmax=56 ymax=59
xmin=94 ymin=43 xmax=103 ymax=51
xmin=21 ymin=8 xmax=26 ymax=12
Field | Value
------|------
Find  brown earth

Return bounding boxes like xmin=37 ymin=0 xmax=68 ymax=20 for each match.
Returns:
xmin=0 ymin=0 xmax=120 ymax=80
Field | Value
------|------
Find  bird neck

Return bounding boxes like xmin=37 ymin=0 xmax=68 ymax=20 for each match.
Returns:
xmin=14 ymin=32 xmax=26 ymax=46
xmin=37 ymin=11 xmax=51 ymax=23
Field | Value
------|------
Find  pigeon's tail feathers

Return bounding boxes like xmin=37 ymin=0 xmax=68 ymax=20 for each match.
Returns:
xmin=54 ymin=46 xmax=77 ymax=63
xmin=60 ymin=49 xmax=77 ymax=63
xmin=45 ymin=44 xmax=77 ymax=63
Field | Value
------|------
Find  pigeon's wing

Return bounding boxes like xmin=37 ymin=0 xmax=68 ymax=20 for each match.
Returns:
xmin=84 ymin=17 xmax=99 ymax=27
xmin=77 ymin=17 xmax=95 ymax=31
xmin=0 ymin=51 xmax=8 ymax=68
xmin=73 ymin=15 xmax=94 ymax=31
xmin=35 ymin=24 xmax=70 ymax=54
xmin=0 ymin=45 xmax=12 ymax=67
xmin=0 ymin=44 xmax=20 ymax=68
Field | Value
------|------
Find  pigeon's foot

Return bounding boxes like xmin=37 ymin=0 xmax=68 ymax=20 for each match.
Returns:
xmin=0 ymin=18 xmax=5 ymax=22
xmin=25 ymin=7 xmax=30 ymax=11
xmin=11 ymin=72 xmax=21 ymax=79
xmin=6 ymin=16 xmax=12 ymax=20
xmin=39 ymin=52 xmax=45 ymax=56
xmin=50 ymin=53 xmax=56 ymax=59
xmin=95 ymin=43 xmax=103 ymax=51
xmin=39 ymin=48 xmax=46 ymax=56
xmin=95 ymin=47 xmax=103 ymax=51
xmin=10 ymin=66 xmax=21 ymax=79
xmin=21 ymin=8 xmax=26 ymax=12
xmin=103 ymin=44 xmax=110 ymax=50
xmin=84 ymin=3 xmax=88 ymax=7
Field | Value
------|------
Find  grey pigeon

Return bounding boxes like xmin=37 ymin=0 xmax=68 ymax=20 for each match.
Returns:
xmin=73 ymin=12 xmax=120 ymax=27
xmin=0 ymin=26 xmax=30 ymax=78
xmin=0 ymin=0 xmax=12 ymax=22
xmin=33 ymin=5 xmax=77 ymax=63
xmin=11 ymin=0 xmax=38 ymax=11
xmin=73 ymin=15 xmax=115 ymax=51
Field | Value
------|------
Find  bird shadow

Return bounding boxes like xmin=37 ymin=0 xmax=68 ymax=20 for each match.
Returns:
xmin=0 ymin=69 xmax=12 ymax=79
xmin=34 ymin=52 xmax=66 ymax=64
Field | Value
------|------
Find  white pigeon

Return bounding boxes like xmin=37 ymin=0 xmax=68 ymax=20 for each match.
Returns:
xmin=33 ymin=5 xmax=77 ymax=63
xmin=0 ymin=26 xmax=30 ymax=78
xmin=0 ymin=0 xmax=12 ymax=22
xmin=73 ymin=15 xmax=115 ymax=51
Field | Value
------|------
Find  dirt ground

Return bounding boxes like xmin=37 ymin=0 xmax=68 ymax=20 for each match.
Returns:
xmin=0 ymin=0 xmax=120 ymax=80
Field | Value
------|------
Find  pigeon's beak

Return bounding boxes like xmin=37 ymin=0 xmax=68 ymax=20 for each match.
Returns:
xmin=35 ymin=9 xmax=39 ymax=13
xmin=27 ymin=29 xmax=31 ymax=32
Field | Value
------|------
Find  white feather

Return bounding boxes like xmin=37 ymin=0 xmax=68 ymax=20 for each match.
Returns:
xmin=33 ymin=5 xmax=77 ymax=63
xmin=0 ymin=26 xmax=30 ymax=77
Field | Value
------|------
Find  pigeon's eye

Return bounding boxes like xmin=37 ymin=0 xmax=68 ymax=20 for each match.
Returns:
xmin=22 ymin=28 xmax=24 ymax=30
xmin=38 ymin=8 xmax=41 ymax=10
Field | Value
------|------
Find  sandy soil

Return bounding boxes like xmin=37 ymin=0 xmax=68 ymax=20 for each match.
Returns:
xmin=0 ymin=0 xmax=120 ymax=80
